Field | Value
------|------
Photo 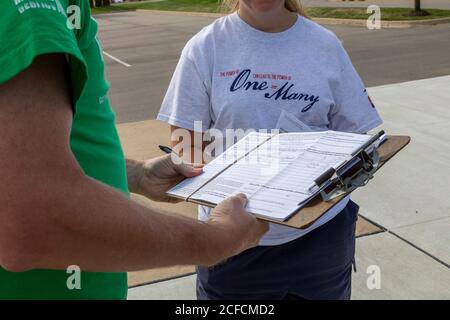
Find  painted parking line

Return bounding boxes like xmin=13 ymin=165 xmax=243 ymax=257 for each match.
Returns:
xmin=103 ymin=51 xmax=132 ymax=67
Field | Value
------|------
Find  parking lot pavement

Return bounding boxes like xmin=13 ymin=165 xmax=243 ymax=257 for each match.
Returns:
xmin=95 ymin=11 xmax=450 ymax=123
xmin=128 ymin=231 xmax=450 ymax=300
xmin=353 ymin=75 xmax=450 ymax=267
xmin=128 ymin=274 xmax=197 ymax=300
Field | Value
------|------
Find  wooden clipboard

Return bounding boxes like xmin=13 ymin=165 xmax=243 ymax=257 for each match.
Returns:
xmin=262 ymin=135 xmax=411 ymax=229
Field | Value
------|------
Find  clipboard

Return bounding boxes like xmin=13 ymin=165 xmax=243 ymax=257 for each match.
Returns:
xmin=262 ymin=135 xmax=411 ymax=229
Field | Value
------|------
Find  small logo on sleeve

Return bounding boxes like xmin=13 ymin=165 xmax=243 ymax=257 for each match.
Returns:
xmin=364 ymin=89 xmax=376 ymax=108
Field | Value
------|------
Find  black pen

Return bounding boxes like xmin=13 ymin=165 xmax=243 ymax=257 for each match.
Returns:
xmin=159 ymin=145 xmax=174 ymax=154
xmin=351 ymin=130 xmax=385 ymax=157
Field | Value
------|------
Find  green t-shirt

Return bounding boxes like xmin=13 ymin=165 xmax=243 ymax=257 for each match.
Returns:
xmin=0 ymin=0 xmax=129 ymax=299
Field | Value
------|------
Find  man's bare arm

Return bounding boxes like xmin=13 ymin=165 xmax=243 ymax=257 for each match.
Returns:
xmin=0 ymin=54 xmax=268 ymax=273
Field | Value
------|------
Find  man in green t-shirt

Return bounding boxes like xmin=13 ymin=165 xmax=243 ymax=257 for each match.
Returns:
xmin=0 ymin=1 xmax=268 ymax=299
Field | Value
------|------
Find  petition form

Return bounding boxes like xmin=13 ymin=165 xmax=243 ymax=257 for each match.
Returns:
xmin=168 ymin=131 xmax=372 ymax=221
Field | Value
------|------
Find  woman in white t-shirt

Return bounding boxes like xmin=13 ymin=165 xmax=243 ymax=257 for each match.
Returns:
xmin=158 ymin=0 xmax=382 ymax=300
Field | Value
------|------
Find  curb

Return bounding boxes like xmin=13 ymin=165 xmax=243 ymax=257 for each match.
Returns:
xmin=135 ymin=9 xmax=450 ymax=28
xmin=313 ymin=16 xmax=450 ymax=28
xmin=136 ymin=9 xmax=223 ymax=18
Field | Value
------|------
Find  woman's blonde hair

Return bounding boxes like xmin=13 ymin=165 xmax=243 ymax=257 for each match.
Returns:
xmin=220 ymin=0 xmax=308 ymax=17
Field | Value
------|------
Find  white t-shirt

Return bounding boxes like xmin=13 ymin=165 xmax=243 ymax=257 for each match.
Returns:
xmin=157 ymin=12 xmax=382 ymax=246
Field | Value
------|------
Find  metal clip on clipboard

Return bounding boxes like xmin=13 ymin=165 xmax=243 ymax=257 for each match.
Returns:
xmin=311 ymin=130 xmax=385 ymax=202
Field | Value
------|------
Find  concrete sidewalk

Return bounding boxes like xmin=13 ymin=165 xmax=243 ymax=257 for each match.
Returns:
xmin=123 ymin=75 xmax=450 ymax=300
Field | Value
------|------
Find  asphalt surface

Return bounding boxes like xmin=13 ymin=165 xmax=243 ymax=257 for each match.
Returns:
xmin=95 ymin=11 xmax=450 ymax=124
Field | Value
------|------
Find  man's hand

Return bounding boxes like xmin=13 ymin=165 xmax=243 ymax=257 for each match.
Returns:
xmin=127 ymin=155 xmax=203 ymax=202
xmin=204 ymin=193 xmax=269 ymax=266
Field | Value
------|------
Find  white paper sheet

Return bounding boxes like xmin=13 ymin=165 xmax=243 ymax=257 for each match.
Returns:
xmin=190 ymin=132 xmax=324 ymax=205
xmin=246 ymin=131 xmax=371 ymax=220
xmin=167 ymin=132 xmax=273 ymax=199
xmin=168 ymin=131 xmax=372 ymax=221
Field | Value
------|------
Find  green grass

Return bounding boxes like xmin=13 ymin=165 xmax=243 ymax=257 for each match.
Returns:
xmin=91 ymin=5 xmax=135 ymax=14
xmin=92 ymin=1 xmax=450 ymax=21
xmin=307 ymin=7 xmax=450 ymax=20
xmin=92 ymin=0 xmax=221 ymax=15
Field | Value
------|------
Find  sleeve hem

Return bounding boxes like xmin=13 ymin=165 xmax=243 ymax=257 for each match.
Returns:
xmin=0 ymin=33 xmax=88 ymax=104
xmin=156 ymin=113 xmax=209 ymax=132
xmin=354 ymin=118 xmax=383 ymax=134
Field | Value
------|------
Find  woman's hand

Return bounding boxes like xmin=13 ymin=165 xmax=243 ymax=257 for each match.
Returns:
xmin=127 ymin=155 xmax=203 ymax=202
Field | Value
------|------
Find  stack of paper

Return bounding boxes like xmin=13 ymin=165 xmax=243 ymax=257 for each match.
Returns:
xmin=168 ymin=131 xmax=373 ymax=221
